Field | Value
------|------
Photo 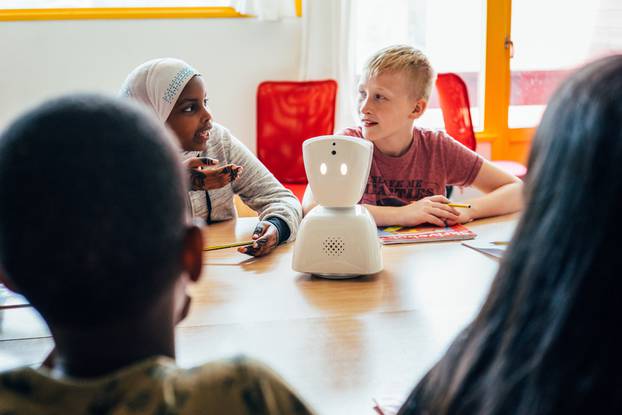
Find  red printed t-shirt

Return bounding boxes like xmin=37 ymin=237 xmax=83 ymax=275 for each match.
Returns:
xmin=340 ymin=127 xmax=484 ymax=207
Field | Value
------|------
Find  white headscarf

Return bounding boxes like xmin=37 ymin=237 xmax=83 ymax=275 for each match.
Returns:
xmin=120 ymin=58 xmax=201 ymax=123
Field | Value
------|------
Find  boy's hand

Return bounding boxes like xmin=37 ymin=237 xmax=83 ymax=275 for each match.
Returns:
xmin=189 ymin=162 xmax=243 ymax=191
xmin=238 ymin=221 xmax=279 ymax=257
xmin=398 ymin=195 xmax=460 ymax=227
xmin=445 ymin=209 xmax=474 ymax=226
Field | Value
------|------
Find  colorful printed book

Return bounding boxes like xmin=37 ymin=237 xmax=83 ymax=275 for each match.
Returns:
xmin=377 ymin=224 xmax=476 ymax=245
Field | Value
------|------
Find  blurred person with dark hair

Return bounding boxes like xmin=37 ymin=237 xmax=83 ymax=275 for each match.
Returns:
xmin=395 ymin=54 xmax=622 ymax=415
xmin=0 ymin=94 xmax=313 ymax=415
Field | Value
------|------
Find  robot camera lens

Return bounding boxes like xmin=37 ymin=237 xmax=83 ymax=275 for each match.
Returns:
xmin=331 ymin=150 xmax=337 ymax=155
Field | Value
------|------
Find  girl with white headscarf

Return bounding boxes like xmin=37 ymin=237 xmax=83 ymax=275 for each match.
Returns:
xmin=121 ymin=58 xmax=302 ymax=257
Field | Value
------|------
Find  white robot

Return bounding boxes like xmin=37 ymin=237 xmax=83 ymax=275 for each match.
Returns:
xmin=292 ymin=135 xmax=383 ymax=278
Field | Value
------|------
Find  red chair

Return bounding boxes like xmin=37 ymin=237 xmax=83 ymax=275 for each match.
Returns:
xmin=435 ymin=73 xmax=527 ymax=178
xmin=257 ymin=80 xmax=338 ymax=200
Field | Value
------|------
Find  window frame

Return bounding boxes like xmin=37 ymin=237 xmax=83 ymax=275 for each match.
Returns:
xmin=479 ymin=0 xmax=533 ymax=163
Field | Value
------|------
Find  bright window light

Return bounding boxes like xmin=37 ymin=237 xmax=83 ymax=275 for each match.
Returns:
xmin=509 ymin=0 xmax=622 ymax=127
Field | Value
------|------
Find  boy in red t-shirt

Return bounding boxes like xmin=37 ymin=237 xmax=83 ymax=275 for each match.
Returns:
xmin=302 ymin=45 xmax=523 ymax=227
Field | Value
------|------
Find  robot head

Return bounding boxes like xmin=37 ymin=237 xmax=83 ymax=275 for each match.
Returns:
xmin=303 ymin=135 xmax=373 ymax=207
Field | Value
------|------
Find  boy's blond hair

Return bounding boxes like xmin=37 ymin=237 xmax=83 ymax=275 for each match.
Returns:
xmin=364 ymin=45 xmax=436 ymax=100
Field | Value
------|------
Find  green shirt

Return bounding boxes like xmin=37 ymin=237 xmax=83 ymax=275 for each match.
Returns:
xmin=0 ymin=355 xmax=314 ymax=415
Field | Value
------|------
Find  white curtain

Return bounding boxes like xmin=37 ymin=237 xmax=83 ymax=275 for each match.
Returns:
xmin=299 ymin=0 xmax=357 ymax=131
xmin=231 ymin=0 xmax=296 ymax=20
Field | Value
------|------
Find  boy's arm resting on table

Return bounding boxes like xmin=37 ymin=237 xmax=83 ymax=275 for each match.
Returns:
xmin=364 ymin=195 xmax=459 ymax=227
xmin=363 ymin=204 xmax=403 ymax=227
xmin=303 ymin=186 xmax=458 ymax=227
xmin=458 ymin=159 xmax=523 ymax=223
xmin=348 ymin=159 xmax=523 ymax=228
xmin=224 ymin=130 xmax=302 ymax=242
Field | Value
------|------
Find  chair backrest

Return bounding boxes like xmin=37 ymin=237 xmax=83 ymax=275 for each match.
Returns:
xmin=257 ymin=80 xmax=337 ymax=183
xmin=435 ymin=73 xmax=477 ymax=151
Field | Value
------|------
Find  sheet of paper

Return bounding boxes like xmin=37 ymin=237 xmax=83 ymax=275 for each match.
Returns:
xmin=0 ymin=284 xmax=29 ymax=309
xmin=462 ymin=241 xmax=508 ymax=259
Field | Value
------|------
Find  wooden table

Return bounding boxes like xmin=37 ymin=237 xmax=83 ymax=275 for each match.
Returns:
xmin=0 ymin=215 xmax=517 ymax=415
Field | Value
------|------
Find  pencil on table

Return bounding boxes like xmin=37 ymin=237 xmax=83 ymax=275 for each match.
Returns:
xmin=491 ymin=241 xmax=510 ymax=246
xmin=447 ymin=203 xmax=471 ymax=208
xmin=204 ymin=240 xmax=254 ymax=251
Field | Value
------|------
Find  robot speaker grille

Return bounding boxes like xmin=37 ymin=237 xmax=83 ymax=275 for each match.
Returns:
xmin=321 ymin=236 xmax=345 ymax=256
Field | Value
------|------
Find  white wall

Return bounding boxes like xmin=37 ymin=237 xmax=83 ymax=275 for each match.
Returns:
xmin=0 ymin=17 xmax=302 ymax=153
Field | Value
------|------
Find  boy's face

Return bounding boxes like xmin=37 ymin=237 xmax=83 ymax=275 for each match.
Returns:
xmin=166 ymin=76 xmax=213 ymax=152
xmin=357 ymin=71 xmax=424 ymax=143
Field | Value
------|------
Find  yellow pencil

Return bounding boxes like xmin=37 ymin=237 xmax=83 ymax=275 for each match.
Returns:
xmin=491 ymin=241 xmax=510 ymax=246
xmin=204 ymin=240 xmax=254 ymax=251
xmin=447 ymin=203 xmax=471 ymax=208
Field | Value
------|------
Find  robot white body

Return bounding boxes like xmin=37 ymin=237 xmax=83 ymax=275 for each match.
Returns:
xmin=292 ymin=135 xmax=383 ymax=278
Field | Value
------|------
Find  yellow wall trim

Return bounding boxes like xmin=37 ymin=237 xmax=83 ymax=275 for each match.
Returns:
xmin=0 ymin=7 xmax=249 ymax=21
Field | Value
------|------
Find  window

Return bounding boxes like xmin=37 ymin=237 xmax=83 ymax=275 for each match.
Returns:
xmin=509 ymin=0 xmax=622 ymax=127
xmin=352 ymin=0 xmax=485 ymax=130
xmin=351 ymin=0 xmax=622 ymax=162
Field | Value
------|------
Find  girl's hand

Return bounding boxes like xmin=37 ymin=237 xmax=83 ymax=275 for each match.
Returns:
xmin=397 ymin=195 xmax=461 ymax=227
xmin=238 ymin=221 xmax=279 ymax=257
xmin=189 ymin=162 xmax=243 ymax=191
xmin=185 ymin=156 xmax=218 ymax=169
